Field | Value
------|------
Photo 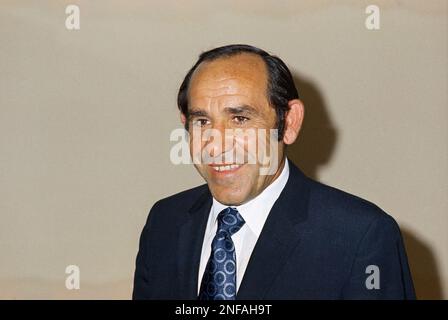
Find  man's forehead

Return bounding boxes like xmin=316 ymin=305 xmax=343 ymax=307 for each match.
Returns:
xmin=190 ymin=53 xmax=268 ymax=88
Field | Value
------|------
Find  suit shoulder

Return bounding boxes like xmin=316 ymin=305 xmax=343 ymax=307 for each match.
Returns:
xmin=307 ymin=178 xmax=397 ymax=230
xmin=145 ymin=184 xmax=209 ymax=222
xmin=155 ymin=183 xmax=209 ymax=207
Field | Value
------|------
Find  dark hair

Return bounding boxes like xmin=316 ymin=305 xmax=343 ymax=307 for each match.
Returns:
xmin=177 ymin=44 xmax=299 ymax=140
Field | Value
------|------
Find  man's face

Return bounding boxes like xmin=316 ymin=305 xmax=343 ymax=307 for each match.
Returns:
xmin=184 ymin=53 xmax=285 ymax=206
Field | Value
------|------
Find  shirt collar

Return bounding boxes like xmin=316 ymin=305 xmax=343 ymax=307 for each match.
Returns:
xmin=211 ymin=158 xmax=290 ymax=237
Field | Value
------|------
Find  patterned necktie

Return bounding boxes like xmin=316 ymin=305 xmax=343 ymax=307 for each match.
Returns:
xmin=198 ymin=207 xmax=245 ymax=300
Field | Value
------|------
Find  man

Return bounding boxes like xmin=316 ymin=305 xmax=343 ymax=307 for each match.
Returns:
xmin=133 ymin=44 xmax=415 ymax=299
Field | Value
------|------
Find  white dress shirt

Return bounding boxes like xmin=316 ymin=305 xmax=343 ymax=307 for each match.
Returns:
xmin=197 ymin=158 xmax=290 ymax=294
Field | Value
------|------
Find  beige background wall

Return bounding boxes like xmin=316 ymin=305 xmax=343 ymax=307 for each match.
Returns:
xmin=0 ymin=0 xmax=446 ymax=299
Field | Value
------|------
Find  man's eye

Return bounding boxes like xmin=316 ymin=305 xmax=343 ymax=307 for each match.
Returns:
xmin=233 ymin=116 xmax=249 ymax=124
xmin=192 ymin=118 xmax=210 ymax=127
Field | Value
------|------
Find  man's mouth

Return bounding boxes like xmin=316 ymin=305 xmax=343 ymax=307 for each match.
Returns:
xmin=209 ymin=163 xmax=244 ymax=173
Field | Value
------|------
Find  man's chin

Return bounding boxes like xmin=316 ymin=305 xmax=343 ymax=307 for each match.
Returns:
xmin=210 ymin=190 xmax=249 ymax=206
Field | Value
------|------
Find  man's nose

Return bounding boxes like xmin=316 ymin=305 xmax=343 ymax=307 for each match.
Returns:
xmin=205 ymin=124 xmax=234 ymax=159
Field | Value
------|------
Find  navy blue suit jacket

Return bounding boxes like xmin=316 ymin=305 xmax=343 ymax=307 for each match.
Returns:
xmin=133 ymin=162 xmax=415 ymax=299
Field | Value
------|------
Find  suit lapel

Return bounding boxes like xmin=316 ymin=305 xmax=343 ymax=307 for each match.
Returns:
xmin=176 ymin=186 xmax=212 ymax=299
xmin=237 ymin=163 xmax=311 ymax=299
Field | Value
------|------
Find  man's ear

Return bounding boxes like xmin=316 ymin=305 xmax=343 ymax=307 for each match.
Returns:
xmin=282 ymin=99 xmax=305 ymax=145
xmin=180 ymin=112 xmax=187 ymax=126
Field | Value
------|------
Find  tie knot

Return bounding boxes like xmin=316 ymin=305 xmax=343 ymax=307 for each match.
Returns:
xmin=217 ymin=207 xmax=245 ymax=236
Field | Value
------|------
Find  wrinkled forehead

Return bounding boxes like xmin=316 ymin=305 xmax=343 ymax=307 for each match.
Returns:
xmin=188 ymin=53 xmax=269 ymax=103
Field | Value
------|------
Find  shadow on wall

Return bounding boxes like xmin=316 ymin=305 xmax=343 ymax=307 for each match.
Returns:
xmin=401 ymin=228 xmax=444 ymax=299
xmin=287 ymin=74 xmax=337 ymax=180
xmin=287 ymin=72 xmax=443 ymax=300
